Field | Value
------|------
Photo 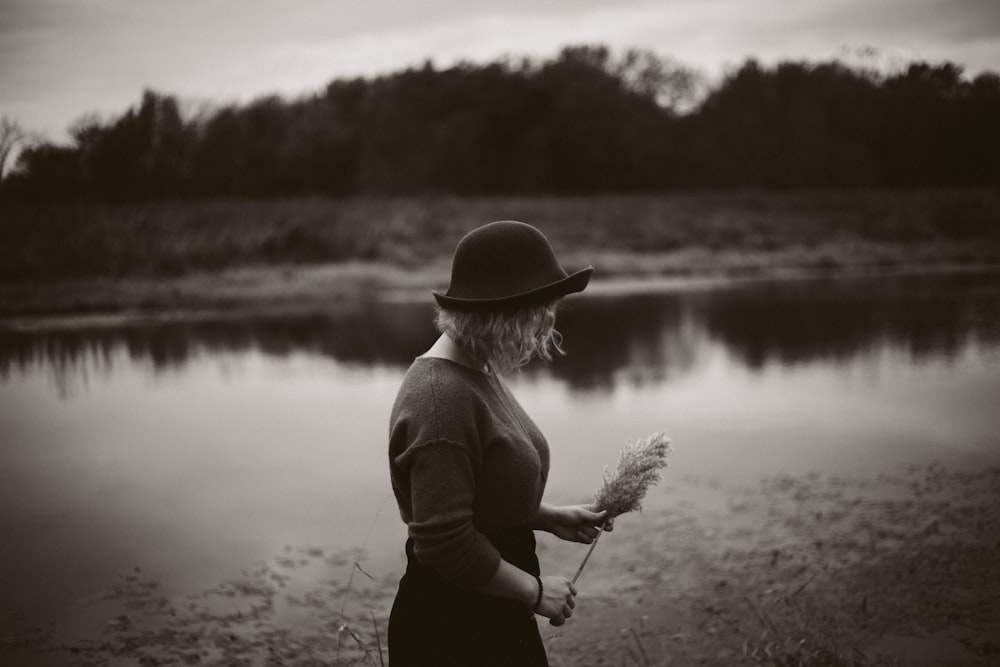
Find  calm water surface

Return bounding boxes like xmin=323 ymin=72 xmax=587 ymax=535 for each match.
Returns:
xmin=2 ymin=270 xmax=999 ymax=640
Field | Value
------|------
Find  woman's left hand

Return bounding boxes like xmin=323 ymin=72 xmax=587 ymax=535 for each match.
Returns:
xmin=540 ymin=504 xmax=614 ymax=544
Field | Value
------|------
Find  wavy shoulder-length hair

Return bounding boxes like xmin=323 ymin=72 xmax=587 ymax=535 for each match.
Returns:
xmin=434 ymin=301 xmax=564 ymax=374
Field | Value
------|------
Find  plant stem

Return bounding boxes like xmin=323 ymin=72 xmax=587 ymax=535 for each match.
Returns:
xmin=571 ymin=524 xmax=605 ymax=585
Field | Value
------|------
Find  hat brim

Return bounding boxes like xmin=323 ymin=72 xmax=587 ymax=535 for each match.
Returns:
xmin=433 ymin=266 xmax=593 ymax=312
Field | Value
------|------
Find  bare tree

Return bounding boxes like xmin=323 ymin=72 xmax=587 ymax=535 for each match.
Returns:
xmin=0 ymin=115 xmax=31 ymax=181
xmin=616 ymin=49 xmax=704 ymax=112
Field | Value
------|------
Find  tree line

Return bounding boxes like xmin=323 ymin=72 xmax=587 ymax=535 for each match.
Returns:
xmin=3 ymin=45 xmax=998 ymax=200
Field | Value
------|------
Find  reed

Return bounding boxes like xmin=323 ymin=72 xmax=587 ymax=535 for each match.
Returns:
xmin=573 ymin=432 xmax=672 ymax=584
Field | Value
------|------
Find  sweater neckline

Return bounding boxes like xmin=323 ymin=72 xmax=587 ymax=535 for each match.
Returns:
xmin=415 ymin=355 xmax=492 ymax=377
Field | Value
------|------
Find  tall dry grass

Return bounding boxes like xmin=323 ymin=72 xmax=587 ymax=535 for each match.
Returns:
xmin=2 ymin=190 xmax=998 ymax=283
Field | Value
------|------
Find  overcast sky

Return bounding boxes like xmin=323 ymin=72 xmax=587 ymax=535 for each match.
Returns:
xmin=2 ymin=0 xmax=999 ymax=141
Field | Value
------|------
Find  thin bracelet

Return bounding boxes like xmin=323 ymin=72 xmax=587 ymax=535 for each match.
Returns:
xmin=531 ymin=574 xmax=543 ymax=612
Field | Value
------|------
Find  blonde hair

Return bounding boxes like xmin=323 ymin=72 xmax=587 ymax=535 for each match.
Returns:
xmin=435 ymin=302 xmax=564 ymax=374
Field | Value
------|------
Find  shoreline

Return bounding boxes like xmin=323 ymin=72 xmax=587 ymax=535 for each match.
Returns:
xmin=3 ymin=243 xmax=1000 ymax=321
xmin=3 ymin=464 xmax=996 ymax=666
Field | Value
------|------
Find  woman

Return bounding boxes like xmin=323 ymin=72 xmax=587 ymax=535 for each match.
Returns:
xmin=387 ymin=220 xmax=611 ymax=666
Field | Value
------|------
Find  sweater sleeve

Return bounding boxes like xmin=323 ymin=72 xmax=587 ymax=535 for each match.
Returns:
xmin=395 ymin=438 xmax=502 ymax=587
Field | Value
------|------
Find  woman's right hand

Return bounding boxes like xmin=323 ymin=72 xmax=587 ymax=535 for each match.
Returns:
xmin=534 ymin=575 xmax=577 ymax=626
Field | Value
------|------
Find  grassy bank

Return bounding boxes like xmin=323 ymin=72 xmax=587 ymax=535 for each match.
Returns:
xmin=2 ymin=190 xmax=999 ymax=315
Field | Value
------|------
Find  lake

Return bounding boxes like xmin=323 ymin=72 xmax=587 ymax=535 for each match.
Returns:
xmin=1 ymin=269 xmax=999 ymax=659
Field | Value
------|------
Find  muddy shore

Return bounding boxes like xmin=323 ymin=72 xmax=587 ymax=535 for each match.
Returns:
xmin=541 ymin=465 xmax=999 ymax=666
xmin=4 ymin=464 xmax=996 ymax=666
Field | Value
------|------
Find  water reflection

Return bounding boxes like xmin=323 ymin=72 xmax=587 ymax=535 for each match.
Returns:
xmin=548 ymin=292 xmax=698 ymax=391
xmin=692 ymin=272 xmax=1000 ymax=369
xmin=1 ymin=271 xmax=998 ymax=392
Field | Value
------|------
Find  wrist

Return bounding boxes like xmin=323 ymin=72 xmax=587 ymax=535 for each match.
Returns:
xmin=531 ymin=503 xmax=554 ymax=532
xmin=530 ymin=574 xmax=543 ymax=612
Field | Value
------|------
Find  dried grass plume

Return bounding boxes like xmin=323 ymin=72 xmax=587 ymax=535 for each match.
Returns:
xmin=572 ymin=431 xmax=672 ymax=585
xmin=593 ymin=431 xmax=672 ymax=519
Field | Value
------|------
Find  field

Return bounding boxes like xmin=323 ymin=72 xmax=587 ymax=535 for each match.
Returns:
xmin=2 ymin=190 xmax=999 ymax=316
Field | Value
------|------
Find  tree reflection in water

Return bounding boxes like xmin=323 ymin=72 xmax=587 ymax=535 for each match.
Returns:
xmin=1 ymin=271 xmax=998 ymax=394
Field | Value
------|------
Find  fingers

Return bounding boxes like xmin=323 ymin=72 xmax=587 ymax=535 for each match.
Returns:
xmin=541 ymin=576 xmax=579 ymax=626
xmin=574 ymin=508 xmax=611 ymax=542
xmin=591 ymin=509 xmax=614 ymax=531
xmin=574 ymin=505 xmax=606 ymax=523
xmin=549 ymin=605 xmax=574 ymax=626
xmin=547 ymin=599 xmax=573 ymax=626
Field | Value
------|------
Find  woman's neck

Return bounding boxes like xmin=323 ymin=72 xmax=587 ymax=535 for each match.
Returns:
xmin=421 ymin=334 xmax=490 ymax=374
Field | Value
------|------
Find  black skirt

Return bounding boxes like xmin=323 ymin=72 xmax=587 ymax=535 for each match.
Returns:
xmin=387 ymin=529 xmax=548 ymax=667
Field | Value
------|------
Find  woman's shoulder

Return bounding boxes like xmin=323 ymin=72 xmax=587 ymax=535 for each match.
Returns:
xmin=390 ymin=357 xmax=491 ymax=456
xmin=395 ymin=357 xmax=486 ymax=410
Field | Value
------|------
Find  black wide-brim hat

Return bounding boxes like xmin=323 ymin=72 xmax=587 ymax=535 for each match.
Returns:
xmin=434 ymin=220 xmax=593 ymax=312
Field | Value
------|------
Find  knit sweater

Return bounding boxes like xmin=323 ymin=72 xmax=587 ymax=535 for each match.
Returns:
xmin=388 ymin=357 xmax=550 ymax=588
